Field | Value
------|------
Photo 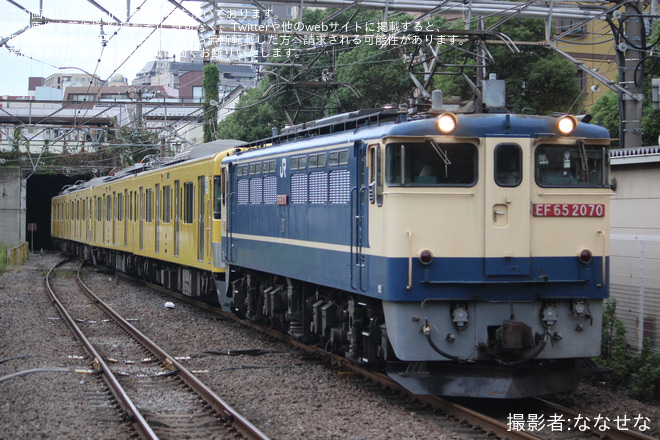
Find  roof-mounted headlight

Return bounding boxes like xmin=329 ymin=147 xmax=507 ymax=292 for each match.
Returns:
xmin=437 ymin=113 xmax=457 ymax=134
xmin=558 ymin=115 xmax=578 ymax=135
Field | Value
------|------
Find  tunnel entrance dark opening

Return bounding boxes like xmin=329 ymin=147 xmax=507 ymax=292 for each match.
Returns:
xmin=26 ymin=173 xmax=89 ymax=251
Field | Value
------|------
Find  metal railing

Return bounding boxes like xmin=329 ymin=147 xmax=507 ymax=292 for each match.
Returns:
xmin=5 ymin=242 xmax=29 ymax=267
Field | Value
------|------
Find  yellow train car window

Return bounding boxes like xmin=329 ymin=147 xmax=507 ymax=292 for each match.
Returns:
xmin=106 ymin=195 xmax=112 ymax=222
xmin=163 ymin=185 xmax=171 ymax=223
xmin=146 ymin=189 xmax=153 ymax=223
xmin=183 ymin=182 xmax=194 ymax=224
xmin=117 ymin=193 xmax=124 ymax=221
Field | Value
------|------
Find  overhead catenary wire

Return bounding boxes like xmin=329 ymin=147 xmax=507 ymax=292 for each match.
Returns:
xmin=3 ymin=1 xmax=635 ymax=163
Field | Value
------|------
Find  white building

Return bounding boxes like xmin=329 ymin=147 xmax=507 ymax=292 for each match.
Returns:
xmin=609 ymin=147 xmax=660 ymax=353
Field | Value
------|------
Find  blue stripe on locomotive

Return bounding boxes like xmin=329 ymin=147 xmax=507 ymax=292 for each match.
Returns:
xmin=227 ymin=235 xmax=608 ymax=302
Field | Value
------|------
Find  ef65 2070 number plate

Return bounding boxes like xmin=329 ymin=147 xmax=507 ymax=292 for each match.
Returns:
xmin=533 ymin=203 xmax=605 ymax=217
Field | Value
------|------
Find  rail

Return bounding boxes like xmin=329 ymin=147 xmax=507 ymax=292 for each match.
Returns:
xmin=45 ymin=259 xmax=158 ymax=439
xmin=74 ymin=263 xmax=270 ymax=440
xmin=45 ymin=259 xmax=270 ymax=440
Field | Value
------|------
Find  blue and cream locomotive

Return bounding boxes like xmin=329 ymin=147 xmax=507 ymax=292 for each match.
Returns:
xmin=219 ymin=102 xmax=611 ymax=398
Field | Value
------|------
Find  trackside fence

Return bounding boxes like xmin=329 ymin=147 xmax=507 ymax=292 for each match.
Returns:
xmin=610 ymin=235 xmax=660 ymax=354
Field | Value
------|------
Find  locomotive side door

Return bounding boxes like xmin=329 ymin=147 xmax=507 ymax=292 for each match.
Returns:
xmin=222 ymin=164 xmax=234 ymax=263
xmin=483 ymin=140 xmax=530 ymax=275
xmin=351 ymin=141 xmax=368 ymax=291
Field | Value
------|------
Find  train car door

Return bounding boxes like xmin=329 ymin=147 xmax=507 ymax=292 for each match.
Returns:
xmin=139 ymin=187 xmax=144 ymax=251
xmin=174 ymin=180 xmax=180 ymax=256
xmin=112 ymin=192 xmax=116 ymax=245
xmin=484 ymin=141 xmax=530 ymax=275
xmin=197 ymin=176 xmax=205 ymax=261
xmin=222 ymin=165 xmax=233 ymax=263
xmin=155 ymin=184 xmax=160 ymax=253
xmin=123 ymin=190 xmax=128 ymax=246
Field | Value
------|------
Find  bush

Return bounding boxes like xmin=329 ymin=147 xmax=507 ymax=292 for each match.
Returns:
xmin=630 ymin=338 xmax=660 ymax=401
xmin=596 ymin=299 xmax=660 ymax=401
xmin=597 ymin=299 xmax=632 ymax=390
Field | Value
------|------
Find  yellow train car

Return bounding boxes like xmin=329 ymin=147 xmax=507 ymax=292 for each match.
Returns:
xmin=51 ymin=141 xmax=245 ymax=301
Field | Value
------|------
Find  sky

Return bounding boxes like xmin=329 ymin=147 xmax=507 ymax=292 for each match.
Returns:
xmin=0 ymin=0 xmax=203 ymax=96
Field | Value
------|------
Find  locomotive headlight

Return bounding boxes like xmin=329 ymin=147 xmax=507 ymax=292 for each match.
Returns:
xmin=578 ymin=248 xmax=593 ymax=264
xmin=557 ymin=115 xmax=578 ymax=135
xmin=437 ymin=113 xmax=457 ymax=134
xmin=418 ymin=249 xmax=434 ymax=265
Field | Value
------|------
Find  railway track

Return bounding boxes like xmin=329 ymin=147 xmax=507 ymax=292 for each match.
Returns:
xmin=45 ymin=259 xmax=270 ymax=440
xmin=119 ymin=272 xmax=656 ymax=440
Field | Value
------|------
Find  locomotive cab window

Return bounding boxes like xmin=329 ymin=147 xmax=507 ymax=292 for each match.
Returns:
xmin=369 ymin=145 xmax=383 ymax=206
xmin=386 ymin=141 xmax=477 ymax=186
xmin=495 ymin=144 xmax=522 ymax=187
xmin=535 ymin=143 xmax=609 ymax=187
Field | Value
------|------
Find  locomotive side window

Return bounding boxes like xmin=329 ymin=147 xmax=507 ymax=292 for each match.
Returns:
xmin=495 ymin=144 xmax=522 ymax=187
xmin=369 ymin=145 xmax=383 ymax=206
xmin=535 ymin=143 xmax=609 ymax=188
xmin=385 ymin=141 xmax=477 ymax=186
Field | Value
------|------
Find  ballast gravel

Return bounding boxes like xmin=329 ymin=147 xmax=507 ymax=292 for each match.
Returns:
xmin=1 ymin=252 xmax=658 ymax=439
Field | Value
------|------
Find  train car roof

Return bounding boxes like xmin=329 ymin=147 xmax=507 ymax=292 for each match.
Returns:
xmin=55 ymin=139 xmax=247 ymax=196
xmin=171 ymin=139 xmax=247 ymax=162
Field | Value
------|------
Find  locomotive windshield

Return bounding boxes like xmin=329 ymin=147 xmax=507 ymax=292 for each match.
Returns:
xmin=535 ymin=143 xmax=609 ymax=188
xmin=385 ymin=141 xmax=477 ymax=186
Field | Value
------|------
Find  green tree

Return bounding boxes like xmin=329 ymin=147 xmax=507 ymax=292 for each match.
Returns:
xmin=591 ymin=21 xmax=660 ymax=148
xmin=335 ymin=41 xmax=413 ymax=111
xmin=431 ymin=18 xmax=583 ymax=114
xmin=333 ymin=13 xmax=415 ymax=111
xmin=109 ymin=126 xmax=160 ymax=165
xmin=216 ymin=85 xmax=284 ymax=142
xmin=217 ymin=8 xmax=415 ymax=141
xmin=488 ymin=19 xmax=583 ymax=114
xmin=591 ymin=91 xmax=620 ymax=147
xmin=203 ymin=63 xmax=220 ymax=143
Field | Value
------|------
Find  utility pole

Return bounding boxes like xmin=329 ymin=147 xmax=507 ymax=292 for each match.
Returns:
xmin=619 ymin=1 xmax=645 ymax=149
xmin=135 ymin=88 xmax=143 ymax=129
